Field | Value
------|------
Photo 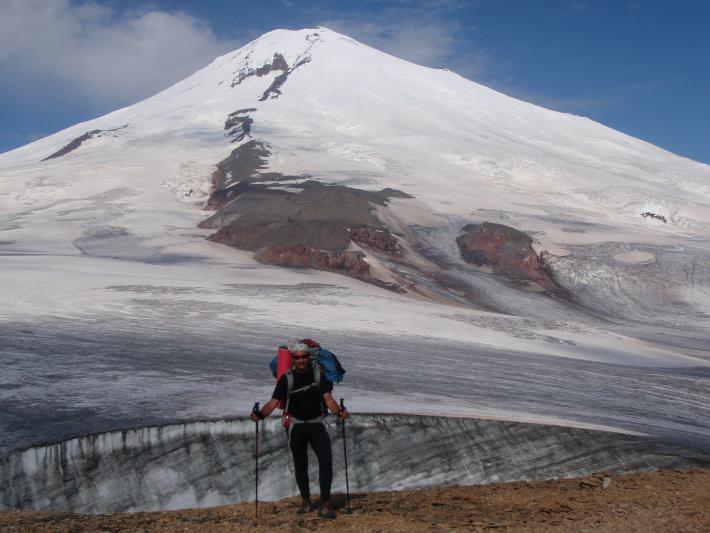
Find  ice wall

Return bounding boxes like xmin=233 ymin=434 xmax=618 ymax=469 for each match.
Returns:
xmin=1 ymin=414 xmax=707 ymax=514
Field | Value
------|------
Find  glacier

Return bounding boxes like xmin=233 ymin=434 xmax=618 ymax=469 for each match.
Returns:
xmin=3 ymin=414 xmax=708 ymax=514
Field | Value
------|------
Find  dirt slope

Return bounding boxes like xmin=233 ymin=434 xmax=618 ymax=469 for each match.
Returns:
xmin=1 ymin=468 xmax=708 ymax=532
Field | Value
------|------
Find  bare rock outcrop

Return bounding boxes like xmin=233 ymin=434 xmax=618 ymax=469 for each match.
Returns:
xmin=205 ymin=140 xmax=271 ymax=210
xmin=456 ymin=222 xmax=563 ymax=294
xmin=348 ymin=225 xmax=401 ymax=255
xmin=255 ymin=244 xmax=370 ymax=276
xmin=42 ymin=125 xmax=128 ymax=161
xmin=230 ymin=34 xmax=322 ymax=101
xmin=201 ymin=167 xmax=410 ymax=288
xmin=641 ymin=211 xmax=668 ymax=223
xmin=224 ymin=109 xmax=256 ymax=143
xmin=230 ymin=53 xmax=289 ymax=87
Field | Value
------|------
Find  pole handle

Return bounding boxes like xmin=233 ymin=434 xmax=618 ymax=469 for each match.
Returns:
xmin=253 ymin=402 xmax=260 ymax=416
xmin=339 ymin=398 xmax=346 ymax=411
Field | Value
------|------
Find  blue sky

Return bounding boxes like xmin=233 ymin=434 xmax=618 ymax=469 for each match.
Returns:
xmin=1 ymin=0 xmax=709 ymax=164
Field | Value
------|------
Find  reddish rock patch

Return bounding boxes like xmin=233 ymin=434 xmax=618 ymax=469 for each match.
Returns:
xmin=348 ymin=225 xmax=401 ymax=255
xmin=202 ymin=172 xmax=409 ymax=289
xmin=256 ymin=245 xmax=369 ymax=276
xmin=456 ymin=222 xmax=563 ymax=294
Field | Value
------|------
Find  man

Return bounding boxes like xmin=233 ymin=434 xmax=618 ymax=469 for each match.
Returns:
xmin=251 ymin=342 xmax=349 ymax=519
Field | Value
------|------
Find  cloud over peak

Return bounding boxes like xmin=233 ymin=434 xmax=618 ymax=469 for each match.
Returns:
xmin=0 ymin=0 xmax=240 ymax=111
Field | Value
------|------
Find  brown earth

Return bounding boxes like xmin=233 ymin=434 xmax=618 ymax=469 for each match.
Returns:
xmin=2 ymin=468 xmax=708 ymax=532
xmin=255 ymin=244 xmax=370 ymax=276
xmin=200 ymin=141 xmax=411 ymax=289
xmin=201 ymin=181 xmax=405 ymax=286
xmin=348 ymin=225 xmax=401 ymax=255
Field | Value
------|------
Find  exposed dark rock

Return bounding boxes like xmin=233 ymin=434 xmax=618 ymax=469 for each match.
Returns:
xmin=224 ymin=109 xmax=256 ymax=143
xmin=456 ymin=222 xmax=563 ymax=294
xmin=43 ymin=131 xmax=98 ymax=161
xmin=348 ymin=225 xmax=401 ymax=255
xmin=641 ymin=212 xmax=668 ymax=223
xmin=259 ymin=56 xmax=311 ymax=101
xmin=41 ymin=125 xmax=128 ymax=161
xmin=255 ymin=244 xmax=370 ymax=276
xmin=256 ymin=53 xmax=288 ymax=75
xmin=201 ymin=155 xmax=409 ymax=287
xmin=255 ymin=245 xmax=403 ymax=292
xmin=230 ymin=35 xmax=321 ymax=99
xmin=202 ymin=181 xmax=402 ymax=251
xmin=207 ymin=218 xmax=401 ymax=289
xmin=208 ymin=219 xmax=352 ymax=251
xmin=205 ymin=140 xmax=271 ymax=210
xmin=230 ymin=53 xmax=289 ymax=87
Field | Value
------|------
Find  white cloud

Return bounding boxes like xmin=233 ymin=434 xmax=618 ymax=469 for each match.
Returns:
xmin=321 ymin=16 xmax=490 ymax=81
xmin=325 ymin=18 xmax=459 ymax=67
xmin=0 ymin=0 xmax=240 ymax=111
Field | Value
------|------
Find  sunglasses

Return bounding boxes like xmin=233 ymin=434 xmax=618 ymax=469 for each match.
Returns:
xmin=292 ymin=354 xmax=309 ymax=360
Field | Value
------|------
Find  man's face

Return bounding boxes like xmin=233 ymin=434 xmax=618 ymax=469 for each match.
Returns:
xmin=292 ymin=351 xmax=309 ymax=371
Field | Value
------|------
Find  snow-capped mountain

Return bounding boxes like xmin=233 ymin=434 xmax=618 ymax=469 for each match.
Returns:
xmin=1 ymin=28 xmax=710 ymax=510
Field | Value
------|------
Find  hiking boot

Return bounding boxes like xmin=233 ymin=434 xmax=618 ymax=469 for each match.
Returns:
xmin=318 ymin=501 xmax=336 ymax=519
xmin=297 ymin=497 xmax=312 ymax=514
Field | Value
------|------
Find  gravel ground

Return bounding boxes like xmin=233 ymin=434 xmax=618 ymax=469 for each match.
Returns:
xmin=1 ymin=468 xmax=708 ymax=532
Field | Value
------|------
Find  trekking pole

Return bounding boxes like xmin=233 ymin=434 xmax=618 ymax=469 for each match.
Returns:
xmin=339 ymin=398 xmax=351 ymax=511
xmin=252 ymin=402 xmax=260 ymax=519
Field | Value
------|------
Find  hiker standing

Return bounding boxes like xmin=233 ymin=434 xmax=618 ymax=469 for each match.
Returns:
xmin=251 ymin=342 xmax=349 ymax=518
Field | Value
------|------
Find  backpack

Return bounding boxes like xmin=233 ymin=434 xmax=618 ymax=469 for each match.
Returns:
xmin=268 ymin=338 xmax=346 ymax=384
xmin=268 ymin=340 xmax=345 ymax=426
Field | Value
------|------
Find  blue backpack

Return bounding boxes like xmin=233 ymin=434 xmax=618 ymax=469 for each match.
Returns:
xmin=269 ymin=338 xmax=346 ymax=384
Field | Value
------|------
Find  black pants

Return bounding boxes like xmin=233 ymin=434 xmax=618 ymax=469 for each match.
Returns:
xmin=289 ymin=422 xmax=332 ymax=502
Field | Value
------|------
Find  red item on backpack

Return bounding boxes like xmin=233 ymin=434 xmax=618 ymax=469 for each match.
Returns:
xmin=276 ymin=346 xmax=292 ymax=410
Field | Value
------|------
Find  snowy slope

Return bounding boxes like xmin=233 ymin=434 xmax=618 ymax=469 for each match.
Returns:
xmin=5 ymin=28 xmax=710 ymax=238
xmin=1 ymin=28 xmax=710 ymax=460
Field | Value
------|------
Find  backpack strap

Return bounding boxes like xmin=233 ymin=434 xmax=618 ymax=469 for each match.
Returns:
xmin=311 ymin=359 xmax=322 ymax=386
xmin=285 ymin=370 xmax=294 ymax=413
xmin=286 ymin=370 xmax=294 ymax=395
